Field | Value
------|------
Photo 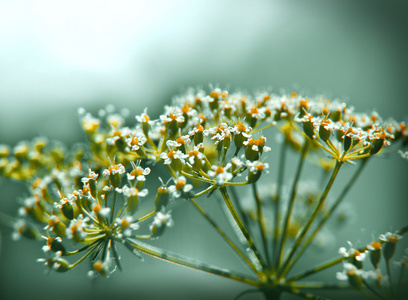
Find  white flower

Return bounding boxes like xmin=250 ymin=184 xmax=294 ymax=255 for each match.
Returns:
xmin=81 ymin=169 xmax=99 ymax=183
xmin=115 ymin=216 xmax=139 ymax=237
xmin=115 ymin=185 xmax=149 ymax=198
xmin=159 ymin=150 xmax=186 ymax=165
xmin=135 ymin=108 xmax=151 ymax=123
xmin=336 ymin=263 xmax=361 ymax=281
xmin=338 ymin=242 xmax=366 ymax=261
xmin=103 ymin=164 xmax=126 ymax=177
xmin=66 ymin=215 xmax=90 ymax=241
xmin=168 ymin=176 xmax=193 ymax=198
xmin=150 ymin=211 xmax=174 ymax=230
xmin=127 ymin=166 xmax=151 ymax=181
xmin=208 ymin=164 xmax=233 ymax=186
xmin=246 ymin=160 xmax=269 ymax=174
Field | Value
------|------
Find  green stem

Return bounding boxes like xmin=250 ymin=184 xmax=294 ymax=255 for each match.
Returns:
xmin=110 ymin=191 xmax=117 ymax=223
xmin=219 ymin=187 xmax=268 ymax=270
xmin=272 ymin=141 xmax=287 ymax=271
xmin=193 ymin=185 xmax=217 ymax=198
xmin=181 ymin=170 xmax=214 ymax=184
xmin=63 ymin=239 xmax=101 ymax=256
xmin=124 ymin=238 xmax=259 ymax=286
xmin=230 ymin=186 xmax=250 ymax=230
xmin=190 ymin=198 xmax=260 ymax=275
xmin=253 ymin=183 xmax=271 ymax=267
xmin=289 ymin=257 xmax=345 ymax=282
xmin=291 ymin=282 xmax=350 ymax=289
xmin=277 ymin=142 xmax=309 ymax=269
xmin=136 ymin=210 xmax=157 ymax=222
xmin=282 ymin=158 xmax=368 ymax=275
xmin=279 ymin=160 xmax=342 ymax=278
xmin=69 ymin=242 xmax=100 ymax=268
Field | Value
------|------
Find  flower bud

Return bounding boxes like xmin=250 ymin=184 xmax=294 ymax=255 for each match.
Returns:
xmin=0 ymin=145 xmax=10 ymax=158
xmin=245 ymin=140 xmax=259 ymax=161
xmin=347 ymin=269 xmax=363 ymax=291
xmin=46 ymin=258 xmax=70 ymax=273
xmin=170 ymin=159 xmax=183 ymax=173
xmin=48 ymin=217 xmax=67 ymax=237
xmin=150 ymin=211 xmax=173 ymax=238
xmin=247 ymin=170 xmax=262 ymax=184
xmin=319 ymin=120 xmax=331 ymax=142
xmin=193 ymin=126 xmax=204 ymax=145
xmin=142 ymin=119 xmax=150 ymax=136
xmin=151 ymin=223 xmax=166 ymax=237
xmin=155 ymin=187 xmax=169 ymax=210
xmin=234 ymin=124 xmax=248 ymax=150
xmin=370 ymin=138 xmax=384 ymax=155
xmin=370 ymin=131 xmax=385 ymax=155
xmin=383 ymin=235 xmax=399 ymax=261
xmin=13 ymin=143 xmax=29 ymax=162
xmin=298 ymin=100 xmax=309 ymax=118
xmin=303 ymin=120 xmax=315 ymax=140
xmin=247 ymin=163 xmax=266 ymax=184
xmin=61 ymin=201 xmax=75 ymax=220
xmin=84 ymin=178 xmax=96 ymax=199
xmin=17 ymin=224 xmax=38 ymax=240
xmin=330 ymin=110 xmax=341 ymax=122
xmin=127 ymin=195 xmax=139 ymax=214
xmin=25 ymin=201 xmax=47 ymax=223
xmin=223 ymin=134 xmax=231 ymax=151
xmin=350 ymin=250 xmax=363 ymax=269
xmin=343 ymin=135 xmax=352 ymax=152
xmin=47 ymin=237 xmax=66 ymax=255
xmin=93 ymin=261 xmax=108 ymax=276
xmin=209 ymin=91 xmax=219 ymax=110
xmin=110 ymin=173 xmax=121 ymax=188
xmin=368 ymin=242 xmax=381 ymax=269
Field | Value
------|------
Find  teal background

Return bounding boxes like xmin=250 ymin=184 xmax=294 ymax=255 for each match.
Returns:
xmin=0 ymin=0 xmax=407 ymax=299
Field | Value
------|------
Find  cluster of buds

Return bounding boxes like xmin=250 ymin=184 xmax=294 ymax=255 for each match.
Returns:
xmin=337 ymin=232 xmax=405 ymax=296
xmin=0 ymin=87 xmax=407 ymax=283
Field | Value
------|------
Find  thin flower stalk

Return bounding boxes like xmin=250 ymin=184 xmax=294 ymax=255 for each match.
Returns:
xmin=282 ymin=158 xmax=369 ymax=276
xmin=272 ymin=140 xmax=287 ymax=272
xmin=190 ymin=198 xmax=260 ymax=275
xmin=279 ymin=161 xmax=343 ymax=278
xmin=252 ymin=182 xmax=271 ymax=266
xmin=220 ymin=187 xmax=269 ymax=272
xmin=277 ymin=141 xmax=309 ymax=270
xmin=124 ymin=238 xmax=259 ymax=286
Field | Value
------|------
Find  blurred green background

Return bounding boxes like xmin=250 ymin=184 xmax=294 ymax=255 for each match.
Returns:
xmin=0 ymin=0 xmax=407 ymax=299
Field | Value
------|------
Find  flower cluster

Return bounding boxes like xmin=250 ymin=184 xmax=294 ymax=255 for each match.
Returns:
xmin=0 ymin=87 xmax=407 ymax=299
xmin=337 ymin=232 xmax=406 ymax=298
